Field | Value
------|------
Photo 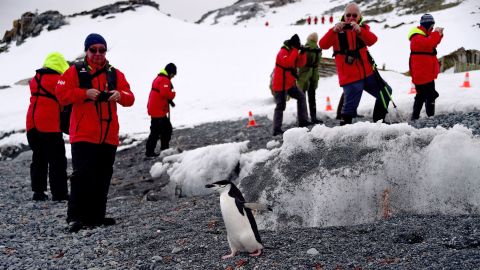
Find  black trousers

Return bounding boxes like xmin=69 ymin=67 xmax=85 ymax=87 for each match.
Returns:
xmin=273 ymin=87 xmax=309 ymax=132
xmin=412 ymin=81 xmax=439 ymax=120
xmin=145 ymin=117 xmax=172 ymax=154
xmin=26 ymin=129 xmax=68 ymax=199
xmin=67 ymin=142 xmax=116 ymax=225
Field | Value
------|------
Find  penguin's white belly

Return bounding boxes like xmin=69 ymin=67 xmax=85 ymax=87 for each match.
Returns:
xmin=220 ymin=195 xmax=262 ymax=252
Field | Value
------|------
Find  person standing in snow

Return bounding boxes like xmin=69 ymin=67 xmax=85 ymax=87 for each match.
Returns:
xmin=409 ymin=14 xmax=443 ymax=120
xmin=56 ymin=33 xmax=135 ymax=233
xmin=26 ymin=52 xmax=70 ymax=202
xmin=271 ymin=34 xmax=312 ymax=136
xmin=319 ymin=2 xmax=391 ymax=125
xmin=297 ymin=32 xmax=323 ymax=124
xmin=145 ymin=63 xmax=177 ymax=157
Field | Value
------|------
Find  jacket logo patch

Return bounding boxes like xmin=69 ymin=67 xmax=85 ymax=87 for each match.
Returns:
xmin=57 ymin=80 xmax=65 ymax=85
xmin=164 ymin=84 xmax=169 ymax=87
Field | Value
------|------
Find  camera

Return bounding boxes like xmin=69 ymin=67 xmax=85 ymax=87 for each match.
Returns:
xmin=343 ymin=24 xmax=353 ymax=30
xmin=345 ymin=50 xmax=357 ymax=65
xmin=97 ymin=91 xmax=113 ymax=102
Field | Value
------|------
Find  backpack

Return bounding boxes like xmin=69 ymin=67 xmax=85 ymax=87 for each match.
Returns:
xmin=60 ymin=61 xmax=117 ymax=134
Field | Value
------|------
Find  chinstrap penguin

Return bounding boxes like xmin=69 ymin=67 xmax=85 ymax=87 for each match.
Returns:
xmin=205 ymin=180 xmax=271 ymax=259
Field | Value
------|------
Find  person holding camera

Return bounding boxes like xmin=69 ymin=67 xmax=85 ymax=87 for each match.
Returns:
xmin=56 ymin=33 xmax=135 ymax=233
xmin=271 ymin=34 xmax=312 ymax=136
xmin=409 ymin=14 xmax=443 ymax=120
xmin=145 ymin=63 xmax=177 ymax=157
xmin=319 ymin=2 xmax=391 ymax=125
xmin=297 ymin=32 xmax=323 ymax=124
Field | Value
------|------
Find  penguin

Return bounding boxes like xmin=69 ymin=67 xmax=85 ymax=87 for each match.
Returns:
xmin=205 ymin=180 xmax=271 ymax=259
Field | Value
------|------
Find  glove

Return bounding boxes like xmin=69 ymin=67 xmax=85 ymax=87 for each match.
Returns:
xmin=289 ymin=34 xmax=300 ymax=49
xmin=168 ymin=100 xmax=176 ymax=107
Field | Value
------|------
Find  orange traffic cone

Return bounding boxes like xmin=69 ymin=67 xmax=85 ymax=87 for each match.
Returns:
xmin=408 ymin=83 xmax=416 ymax=94
xmin=247 ymin=111 xmax=257 ymax=127
xmin=325 ymin=96 xmax=333 ymax=111
xmin=461 ymin=72 xmax=471 ymax=88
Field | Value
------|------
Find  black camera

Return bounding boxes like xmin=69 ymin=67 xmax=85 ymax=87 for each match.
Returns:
xmin=345 ymin=50 xmax=357 ymax=65
xmin=343 ymin=24 xmax=353 ymax=30
xmin=97 ymin=91 xmax=113 ymax=102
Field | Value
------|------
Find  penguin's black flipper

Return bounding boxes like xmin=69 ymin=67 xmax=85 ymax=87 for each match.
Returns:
xmin=234 ymin=198 xmax=245 ymax=216
xmin=244 ymin=203 xmax=273 ymax=212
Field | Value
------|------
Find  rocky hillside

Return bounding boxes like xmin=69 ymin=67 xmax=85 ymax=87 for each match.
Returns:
xmin=197 ymin=0 xmax=464 ymax=25
xmin=0 ymin=0 xmax=158 ymax=54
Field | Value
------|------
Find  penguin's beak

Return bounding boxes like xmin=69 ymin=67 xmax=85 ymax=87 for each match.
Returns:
xmin=205 ymin=184 xmax=214 ymax=188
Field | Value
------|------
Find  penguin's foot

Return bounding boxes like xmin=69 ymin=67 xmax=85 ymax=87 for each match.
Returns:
xmin=249 ymin=249 xmax=262 ymax=257
xmin=221 ymin=251 xmax=237 ymax=259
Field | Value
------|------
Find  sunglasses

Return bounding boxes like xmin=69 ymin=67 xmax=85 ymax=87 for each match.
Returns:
xmin=345 ymin=13 xmax=358 ymax=18
xmin=88 ymin=47 xmax=107 ymax=54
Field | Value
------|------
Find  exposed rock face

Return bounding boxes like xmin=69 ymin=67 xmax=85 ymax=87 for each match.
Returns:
xmin=196 ymin=0 xmax=298 ymax=25
xmin=0 ymin=0 xmax=159 ymax=54
xmin=69 ymin=0 xmax=159 ymax=19
xmin=1 ymin=11 xmax=66 ymax=48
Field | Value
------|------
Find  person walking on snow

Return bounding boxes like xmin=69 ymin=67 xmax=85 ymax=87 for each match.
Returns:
xmin=271 ymin=34 xmax=312 ymax=136
xmin=56 ymin=33 xmax=135 ymax=233
xmin=297 ymin=32 xmax=323 ymax=124
xmin=26 ymin=52 xmax=70 ymax=202
xmin=409 ymin=14 xmax=443 ymax=120
xmin=145 ymin=63 xmax=177 ymax=157
xmin=319 ymin=2 xmax=391 ymax=125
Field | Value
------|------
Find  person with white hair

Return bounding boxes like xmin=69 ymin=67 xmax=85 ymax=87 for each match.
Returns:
xmin=319 ymin=2 xmax=392 ymax=125
xmin=297 ymin=32 xmax=323 ymax=124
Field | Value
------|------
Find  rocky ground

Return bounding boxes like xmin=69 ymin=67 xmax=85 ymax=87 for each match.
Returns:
xmin=1 ymin=112 xmax=480 ymax=269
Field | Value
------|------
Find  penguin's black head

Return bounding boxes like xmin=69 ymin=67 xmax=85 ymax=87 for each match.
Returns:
xmin=205 ymin=180 xmax=233 ymax=192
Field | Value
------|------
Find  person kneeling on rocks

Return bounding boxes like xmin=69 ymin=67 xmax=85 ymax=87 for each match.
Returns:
xmin=271 ymin=34 xmax=312 ymax=136
xmin=145 ymin=63 xmax=177 ymax=157
xmin=56 ymin=33 xmax=135 ymax=233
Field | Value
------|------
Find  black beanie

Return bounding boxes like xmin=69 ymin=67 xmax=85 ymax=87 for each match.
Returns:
xmin=420 ymin=14 xmax=435 ymax=30
xmin=289 ymin=34 xmax=300 ymax=48
xmin=84 ymin=33 xmax=107 ymax=51
xmin=165 ymin=63 xmax=177 ymax=76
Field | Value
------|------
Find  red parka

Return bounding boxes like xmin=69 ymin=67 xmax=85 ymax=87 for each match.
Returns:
xmin=26 ymin=69 xmax=62 ymax=132
xmin=319 ymin=22 xmax=377 ymax=86
xmin=271 ymin=45 xmax=307 ymax=92
xmin=147 ymin=70 xmax=176 ymax=118
xmin=55 ymin=59 xmax=135 ymax=146
xmin=408 ymin=26 xmax=442 ymax=85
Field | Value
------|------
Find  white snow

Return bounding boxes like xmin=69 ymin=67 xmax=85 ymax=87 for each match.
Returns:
xmin=1 ymin=0 xmax=480 ymax=226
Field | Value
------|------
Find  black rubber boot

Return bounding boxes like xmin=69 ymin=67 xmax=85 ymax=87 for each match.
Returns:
xmin=411 ymin=97 xmax=424 ymax=120
xmin=339 ymin=115 xmax=352 ymax=126
xmin=372 ymin=100 xmax=388 ymax=123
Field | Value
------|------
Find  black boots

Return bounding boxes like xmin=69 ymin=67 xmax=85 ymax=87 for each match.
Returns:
xmin=32 ymin=192 xmax=48 ymax=201
xmin=340 ymin=115 xmax=352 ymax=126
xmin=411 ymin=98 xmax=424 ymax=120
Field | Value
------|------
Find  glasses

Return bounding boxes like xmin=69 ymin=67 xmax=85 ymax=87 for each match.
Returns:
xmin=345 ymin=13 xmax=358 ymax=18
xmin=88 ymin=47 xmax=107 ymax=54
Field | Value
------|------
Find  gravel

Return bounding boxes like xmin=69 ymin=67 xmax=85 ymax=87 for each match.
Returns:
xmin=1 ymin=112 xmax=480 ymax=269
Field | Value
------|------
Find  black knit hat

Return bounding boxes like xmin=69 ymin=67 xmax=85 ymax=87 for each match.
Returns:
xmin=165 ymin=63 xmax=177 ymax=76
xmin=420 ymin=14 xmax=435 ymax=30
xmin=84 ymin=33 xmax=107 ymax=51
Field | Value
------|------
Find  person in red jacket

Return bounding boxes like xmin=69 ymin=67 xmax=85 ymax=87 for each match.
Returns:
xmin=26 ymin=52 xmax=70 ymax=201
xmin=271 ymin=34 xmax=311 ymax=136
xmin=314 ymin=16 xmax=318 ymax=25
xmin=319 ymin=3 xmax=391 ymax=125
xmin=146 ymin=63 xmax=177 ymax=157
xmin=307 ymin=16 xmax=311 ymax=25
xmin=56 ymin=33 xmax=135 ymax=233
xmin=409 ymin=14 xmax=443 ymax=120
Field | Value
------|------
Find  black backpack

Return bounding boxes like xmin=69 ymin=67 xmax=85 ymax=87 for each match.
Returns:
xmin=60 ymin=61 xmax=116 ymax=134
